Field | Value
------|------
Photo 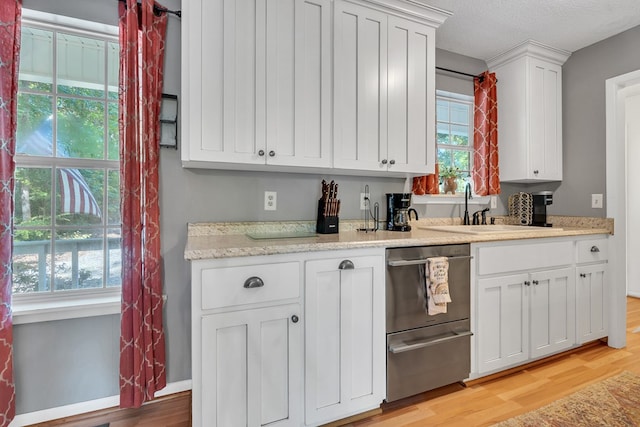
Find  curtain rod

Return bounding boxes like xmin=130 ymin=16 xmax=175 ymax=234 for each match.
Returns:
xmin=436 ymin=66 xmax=491 ymax=82
xmin=118 ymin=0 xmax=182 ymax=18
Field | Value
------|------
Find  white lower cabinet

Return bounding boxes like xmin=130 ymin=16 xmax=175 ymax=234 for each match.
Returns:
xmin=191 ymin=256 xmax=303 ymax=427
xmin=576 ymin=237 xmax=609 ymax=344
xmin=304 ymin=253 xmax=385 ymax=426
xmin=474 ymin=239 xmax=578 ymax=376
xmin=201 ymin=304 xmax=302 ymax=426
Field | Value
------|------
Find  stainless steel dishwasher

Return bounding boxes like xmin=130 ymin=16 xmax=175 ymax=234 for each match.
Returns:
xmin=385 ymin=244 xmax=472 ymax=402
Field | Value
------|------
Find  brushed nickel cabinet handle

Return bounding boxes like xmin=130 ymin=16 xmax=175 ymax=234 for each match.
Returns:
xmin=258 ymin=150 xmax=265 ymax=156
xmin=590 ymin=246 xmax=600 ymax=253
xmin=269 ymin=150 xmax=276 ymax=157
xmin=532 ymin=280 xmax=539 ymax=285
xmin=338 ymin=260 xmax=355 ymax=270
xmin=389 ymin=159 xmax=395 ymax=165
xmin=580 ymin=273 xmax=587 ymax=278
xmin=381 ymin=159 xmax=388 ymax=165
xmin=524 ymin=281 xmax=531 ymax=286
xmin=243 ymin=276 xmax=264 ymax=288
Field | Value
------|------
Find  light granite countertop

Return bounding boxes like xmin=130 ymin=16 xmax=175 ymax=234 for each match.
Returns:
xmin=184 ymin=216 xmax=613 ymax=260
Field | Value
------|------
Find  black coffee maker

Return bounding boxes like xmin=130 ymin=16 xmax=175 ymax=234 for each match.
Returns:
xmin=532 ymin=191 xmax=553 ymax=227
xmin=386 ymin=193 xmax=418 ymax=231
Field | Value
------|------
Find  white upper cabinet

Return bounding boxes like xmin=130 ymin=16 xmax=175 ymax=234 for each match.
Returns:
xmin=182 ymin=0 xmax=449 ymax=176
xmin=333 ymin=0 xmax=445 ymax=176
xmin=488 ymin=41 xmax=570 ymax=183
xmin=182 ymin=0 xmax=332 ymax=171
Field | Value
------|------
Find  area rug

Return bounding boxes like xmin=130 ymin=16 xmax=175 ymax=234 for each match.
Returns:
xmin=492 ymin=371 xmax=640 ymax=426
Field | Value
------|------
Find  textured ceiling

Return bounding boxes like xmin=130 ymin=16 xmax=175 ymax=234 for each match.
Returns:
xmin=422 ymin=0 xmax=640 ymax=61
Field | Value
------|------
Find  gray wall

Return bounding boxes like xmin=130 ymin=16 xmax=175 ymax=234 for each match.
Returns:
xmin=15 ymin=0 xmax=640 ymax=415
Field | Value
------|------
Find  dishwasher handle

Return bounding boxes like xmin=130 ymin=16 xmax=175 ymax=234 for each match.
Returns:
xmin=387 ymin=255 xmax=472 ymax=267
xmin=388 ymin=330 xmax=473 ymax=354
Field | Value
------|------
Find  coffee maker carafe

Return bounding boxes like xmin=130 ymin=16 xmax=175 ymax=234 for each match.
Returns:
xmin=386 ymin=193 xmax=419 ymax=231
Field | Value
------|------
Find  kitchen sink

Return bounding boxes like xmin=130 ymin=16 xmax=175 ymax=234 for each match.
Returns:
xmin=418 ymin=224 xmax=563 ymax=234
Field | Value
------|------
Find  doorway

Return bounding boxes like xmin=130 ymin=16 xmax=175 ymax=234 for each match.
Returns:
xmin=605 ymin=69 xmax=640 ymax=348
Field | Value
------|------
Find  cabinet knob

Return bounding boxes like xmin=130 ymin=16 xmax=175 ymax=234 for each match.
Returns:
xmin=389 ymin=159 xmax=395 ymax=165
xmin=258 ymin=150 xmax=265 ymax=156
xmin=243 ymin=276 xmax=264 ymax=288
xmin=590 ymin=246 xmax=600 ymax=253
xmin=269 ymin=150 xmax=276 ymax=157
xmin=338 ymin=259 xmax=355 ymax=270
xmin=533 ymin=170 xmax=539 ymax=175
xmin=291 ymin=315 xmax=299 ymax=323
xmin=580 ymin=273 xmax=587 ymax=278
xmin=532 ymin=280 xmax=539 ymax=285
xmin=381 ymin=159 xmax=388 ymax=165
xmin=524 ymin=281 xmax=531 ymax=286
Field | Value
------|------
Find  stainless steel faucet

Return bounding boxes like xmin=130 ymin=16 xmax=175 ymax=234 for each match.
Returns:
xmin=463 ymin=183 xmax=472 ymax=225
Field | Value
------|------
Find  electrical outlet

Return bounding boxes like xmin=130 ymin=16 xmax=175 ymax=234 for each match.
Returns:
xmin=490 ymin=196 xmax=497 ymax=209
xmin=591 ymin=193 xmax=603 ymax=209
xmin=264 ymin=191 xmax=277 ymax=211
xmin=360 ymin=193 xmax=368 ymax=210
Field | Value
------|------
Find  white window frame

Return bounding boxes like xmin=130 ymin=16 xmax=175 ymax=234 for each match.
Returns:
xmin=12 ymin=9 xmax=121 ymax=324
xmin=413 ymin=90 xmax=491 ymax=205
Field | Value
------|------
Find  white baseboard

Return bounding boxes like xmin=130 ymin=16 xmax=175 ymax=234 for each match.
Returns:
xmin=628 ymin=292 xmax=640 ymax=298
xmin=9 ymin=380 xmax=192 ymax=427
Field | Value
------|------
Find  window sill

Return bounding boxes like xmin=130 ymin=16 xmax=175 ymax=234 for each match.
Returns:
xmin=412 ymin=195 xmax=492 ymax=205
xmin=12 ymin=290 xmax=121 ymax=325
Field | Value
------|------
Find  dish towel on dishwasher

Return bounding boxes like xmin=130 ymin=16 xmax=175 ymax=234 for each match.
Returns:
xmin=422 ymin=256 xmax=451 ymax=315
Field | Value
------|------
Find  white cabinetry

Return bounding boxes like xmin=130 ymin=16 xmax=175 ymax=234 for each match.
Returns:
xmin=304 ymin=252 xmax=385 ymax=426
xmin=474 ymin=239 xmax=575 ymax=375
xmin=182 ymin=0 xmax=331 ymax=170
xmin=576 ymin=237 xmax=609 ymax=344
xmin=333 ymin=1 xmax=444 ymax=176
xmin=191 ymin=256 xmax=303 ymax=427
xmin=488 ymin=41 xmax=571 ymax=182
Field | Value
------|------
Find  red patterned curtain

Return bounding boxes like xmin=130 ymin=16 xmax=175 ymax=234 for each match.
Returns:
xmin=472 ymin=71 xmax=500 ymax=196
xmin=118 ymin=0 xmax=167 ymax=408
xmin=412 ymin=164 xmax=439 ymax=195
xmin=0 ymin=2 xmax=20 ymax=426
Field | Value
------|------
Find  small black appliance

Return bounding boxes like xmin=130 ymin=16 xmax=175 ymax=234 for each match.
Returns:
xmin=532 ymin=191 xmax=553 ymax=227
xmin=386 ymin=193 xmax=418 ymax=231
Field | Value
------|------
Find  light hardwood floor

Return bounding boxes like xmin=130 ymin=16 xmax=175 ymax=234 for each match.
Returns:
xmin=350 ymin=297 xmax=640 ymax=427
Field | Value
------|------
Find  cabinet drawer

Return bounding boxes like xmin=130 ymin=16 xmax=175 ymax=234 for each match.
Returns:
xmin=477 ymin=240 xmax=573 ymax=275
xmin=576 ymin=238 xmax=608 ymax=264
xmin=201 ymin=262 xmax=300 ymax=310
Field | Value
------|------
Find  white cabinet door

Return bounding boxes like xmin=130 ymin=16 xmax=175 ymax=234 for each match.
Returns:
xmin=529 ymin=267 xmax=575 ymax=359
xmin=200 ymin=304 xmax=302 ymax=427
xmin=183 ymin=0 xmax=331 ymax=169
xmin=333 ymin=1 xmax=388 ymax=173
xmin=576 ymin=263 xmax=608 ymax=344
xmin=267 ymin=0 xmax=332 ymax=168
xmin=528 ymin=58 xmax=563 ymax=181
xmin=387 ymin=16 xmax=436 ymax=174
xmin=477 ymin=274 xmax=529 ymax=374
xmin=304 ymin=255 xmax=385 ymax=426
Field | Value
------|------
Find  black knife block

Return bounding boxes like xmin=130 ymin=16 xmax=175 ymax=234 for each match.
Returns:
xmin=316 ymin=201 xmax=339 ymax=234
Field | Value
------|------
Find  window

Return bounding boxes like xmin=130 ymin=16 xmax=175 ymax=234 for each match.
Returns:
xmin=436 ymin=92 xmax=474 ymax=193
xmin=12 ymin=12 xmax=120 ymax=301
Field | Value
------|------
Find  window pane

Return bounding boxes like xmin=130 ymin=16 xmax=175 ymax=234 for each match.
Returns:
xmin=453 ymin=150 xmax=470 ymax=171
xmin=107 ymin=228 xmax=121 ymax=287
xmin=16 ymin=94 xmax=54 ymax=156
xmin=108 ymin=101 xmax=119 ymax=160
xmin=451 ymin=103 xmax=469 ymax=125
xmin=56 ymin=168 xmax=104 ymax=226
xmin=108 ymin=42 xmax=119 ymax=100
xmin=54 ymin=229 xmax=105 ymax=290
xmin=451 ymin=124 xmax=470 ymax=146
xmin=107 ymin=169 xmax=121 ymax=225
xmin=437 ymin=122 xmax=450 ymax=144
xmin=57 ymin=33 xmax=105 ymax=98
xmin=14 ymin=167 xmax=53 ymax=226
xmin=57 ymin=97 xmax=105 ymax=159
xmin=438 ymin=148 xmax=452 ymax=168
xmin=19 ymin=27 xmax=53 ymax=92
xmin=436 ymin=99 xmax=449 ymax=122
xmin=13 ymin=230 xmax=52 ymax=294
